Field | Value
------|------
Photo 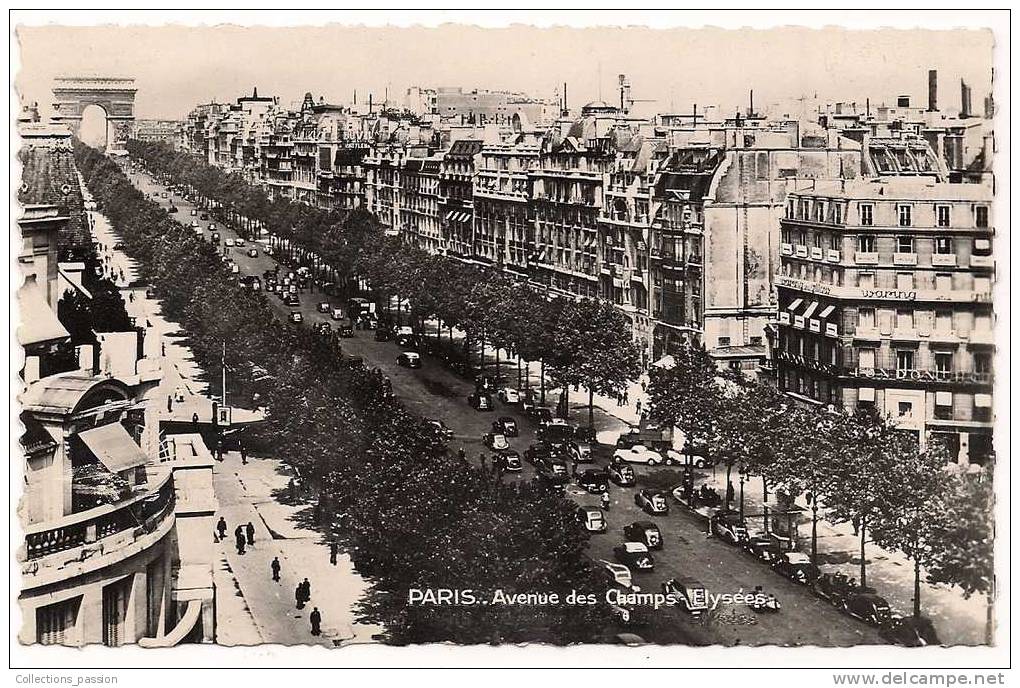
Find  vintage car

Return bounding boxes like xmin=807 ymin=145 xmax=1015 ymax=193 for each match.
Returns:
xmin=663 ymin=577 xmax=709 ymax=618
xmin=247 ymin=248 xmax=259 ymax=258
xmin=374 ymin=327 xmax=392 ymax=342
xmin=312 ymin=322 xmax=332 ymax=336
xmin=665 ymin=449 xmax=713 ymax=468
xmin=288 ymin=311 xmax=303 ymax=324
xmin=234 ymin=237 xmax=245 ymax=247
xmin=623 ymin=521 xmax=663 ymax=550
xmin=575 ymin=468 xmax=609 ymax=494
xmin=491 ymin=416 xmax=519 ymax=437
xmin=843 ymin=591 xmax=893 ymax=626
xmin=283 ymin=293 xmax=300 ymax=307
xmin=534 ymin=471 xmax=569 ymax=494
xmin=497 ymin=387 xmax=521 ymax=405
xmin=496 ymin=450 xmax=522 ymax=473
xmin=338 ymin=323 xmax=355 ymax=338
xmin=467 ymin=392 xmax=494 ymax=411
xmin=575 ymin=505 xmax=607 ymax=533
xmin=597 ymin=560 xmax=638 ymax=591
xmin=535 ymin=456 xmax=570 ymax=480
xmin=331 ymin=307 xmax=344 ymax=320
xmin=613 ymin=542 xmax=654 ymax=571
xmin=634 ymin=489 xmax=670 ymax=515
xmin=772 ymin=552 xmax=822 ymax=585
xmin=519 ymin=388 xmax=541 ymax=415
xmin=710 ymin=509 xmax=749 ymax=545
xmin=397 ymin=351 xmax=422 ymax=368
xmin=537 ymin=419 xmax=574 ymax=446
xmin=482 ymin=433 xmax=510 ymax=451
xmin=211 ymin=232 xmax=221 ymax=243
xmin=529 ymin=407 xmax=554 ymax=426
xmin=613 ymin=445 xmax=665 ymax=466
xmin=608 ymin=462 xmax=636 ymax=487
xmin=424 ymin=418 xmax=453 ymax=441
xmin=880 ymin=615 xmax=940 ymax=647
xmin=569 ymin=439 xmax=594 ymax=463
xmin=747 ymin=586 xmax=782 ymax=613
xmin=744 ymin=536 xmax=780 ymax=565
xmin=317 ymin=302 xmax=331 ymax=313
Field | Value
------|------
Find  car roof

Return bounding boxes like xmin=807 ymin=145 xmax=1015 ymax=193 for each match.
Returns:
xmin=402 ymin=351 xmax=420 ymax=357
xmin=785 ymin=552 xmax=812 ymax=563
xmin=622 ymin=542 xmax=649 ymax=552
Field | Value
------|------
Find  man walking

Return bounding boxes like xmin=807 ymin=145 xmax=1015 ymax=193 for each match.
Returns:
xmin=245 ymin=521 xmax=255 ymax=547
xmin=295 ymin=584 xmax=305 ymax=610
xmin=309 ymin=607 xmax=322 ymax=636
xmin=235 ymin=530 xmax=246 ymax=555
xmin=271 ymin=556 xmax=281 ymax=582
xmin=240 ymin=443 xmax=248 ymax=465
xmin=329 ymin=541 xmax=338 ymax=566
xmin=216 ymin=516 xmax=227 ymax=541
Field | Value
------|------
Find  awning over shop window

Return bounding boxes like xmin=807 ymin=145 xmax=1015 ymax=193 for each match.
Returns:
xmin=787 ymin=298 xmax=803 ymax=314
xmin=974 ymin=238 xmax=991 ymax=250
xmin=802 ymin=301 xmax=819 ymax=319
xmin=974 ymin=394 xmax=992 ymax=408
xmin=935 ymin=391 xmax=953 ymax=406
xmin=858 ymin=387 xmax=876 ymax=402
xmin=77 ymin=422 xmax=147 ymax=473
xmin=818 ymin=305 xmax=836 ymax=319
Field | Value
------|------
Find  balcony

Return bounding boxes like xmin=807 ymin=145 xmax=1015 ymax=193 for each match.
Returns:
xmin=21 ymin=471 xmax=176 ymax=589
xmin=846 ymin=367 xmax=993 ymax=386
xmin=855 ymin=252 xmax=879 ymax=265
xmin=853 ymin=326 xmax=882 ymax=340
xmin=970 ymin=255 xmax=994 ymax=269
xmin=893 ymin=253 xmax=918 ymax=266
xmin=780 ymin=243 xmax=793 ymax=256
xmin=827 ymin=249 xmax=842 ymax=263
xmin=931 ymin=253 xmax=958 ymax=267
xmin=795 ymin=245 xmax=808 ymax=258
xmin=810 ymin=247 xmax=824 ymax=261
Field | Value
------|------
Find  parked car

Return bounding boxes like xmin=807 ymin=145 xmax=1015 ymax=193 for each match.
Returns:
xmin=613 ymin=542 xmax=654 ymax=571
xmin=482 ymin=433 xmax=510 ymax=451
xmin=475 ymin=375 xmax=502 ymax=392
xmin=338 ymin=324 xmax=355 ymax=338
xmin=843 ymin=592 xmax=893 ymax=626
xmin=284 ymin=293 xmax=300 ymax=307
xmin=538 ymin=419 xmax=574 ymax=445
xmin=289 ymin=311 xmax=303 ymax=324
xmin=613 ymin=445 xmax=665 ymax=466
xmin=190 ymin=209 xmax=197 ymax=216
xmin=597 ymin=560 xmax=638 ymax=591
xmin=575 ymin=468 xmax=609 ymax=494
xmin=623 ymin=521 xmax=663 ymax=550
xmin=331 ymin=307 xmax=344 ymax=320
xmin=112 ymin=242 xmax=125 ymax=250
xmin=665 ymin=449 xmax=712 ymax=468
xmin=491 ymin=416 xmax=518 ymax=437
xmin=211 ymin=232 xmax=220 ymax=243
xmin=747 ymin=587 xmax=783 ymax=613
xmin=496 ymin=450 xmax=522 ymax=473
xmin=744 ymin=536 xmax=779 ymax=565
xmin=529 ymin=407 xmax=554 ymax=426
xmin=498 ymin=387 xmax=521 ymax=405
xmin=519 ymin=388 xmax=541 ymax=415
xmin=200 ymin=213 xmax=209 ymax=220
xmin=317 ymin=302 xmax=331 ymax=313
xmin=234 ymin=237 xmax=246 ymax=247
xmin=397 ymin=351 xmax=422 ymax=368
xmin=467 ymin=392 xmax=494 ymax=411
xmin=663 ymin=577 xmax=709 ymax=618
xmin=224 ymin=238 xmax=234 ymax=247
xmin=880 ymin=615 xmax=940 ymax=647
xmin=772 ymin=552 xmax=822 ymax=585
xmin=608 ymin=462 xmax=636 ymax=487
xmin=247 ymin=248 xmax=258 ymax=258
xmin=634 ymin=489 xmax=670 ymax=515
xmin=576 ymin=506 xmax=607 ymax=533
xmin=208 ymin=223 xmax=217 ymax=230
xmin=534 ymin=471 xmax=568 ymax=494
xmin=374 ymin=328 xmax=392 ymax=342
xmin=710 ymin=509 xmax=749 ymax=545
xmin=535 ymin=456 xmax=569 ymax=480
xmin=524 ymin=443 xmax=551 ymax=466
xmin=569 ymin=439 xmax=594 ymax=463
xmin=313 ymin=322 xmax=331 ymax=336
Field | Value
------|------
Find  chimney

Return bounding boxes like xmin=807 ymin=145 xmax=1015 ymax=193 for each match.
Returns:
xmin=960 ymin=79 xmax=973 ymax=118
xmin=562 ymin=82 xmax=568 ymax=116
xmin=927 ymin=69 xmax=938 ymax=112
xmin=369 ymin=93 xmax=373 ymax=114
xmin=749 ymin=89 xmax=754 ymax=117
xmin=866 ymin=98 xmax=870 ymax=117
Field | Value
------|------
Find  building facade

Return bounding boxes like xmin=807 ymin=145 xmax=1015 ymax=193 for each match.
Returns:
xmin=774 ymin=179 xmax=994 ymax=464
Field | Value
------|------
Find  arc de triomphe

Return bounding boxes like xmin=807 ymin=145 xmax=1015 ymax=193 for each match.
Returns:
xmin=50 ymin=76 xmax=136 ymax=150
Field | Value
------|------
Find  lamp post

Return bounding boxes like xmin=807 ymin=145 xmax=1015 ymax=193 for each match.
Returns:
xmin=739 ymin=463 xmax=747 ymax=521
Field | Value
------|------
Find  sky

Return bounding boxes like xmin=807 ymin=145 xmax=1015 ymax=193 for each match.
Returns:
xmin=15 ymin=23 xmax=996 ymax=121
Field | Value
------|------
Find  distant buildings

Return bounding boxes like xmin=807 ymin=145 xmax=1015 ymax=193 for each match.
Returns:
xmin=132 ymin=119 xmax=180 ymax=144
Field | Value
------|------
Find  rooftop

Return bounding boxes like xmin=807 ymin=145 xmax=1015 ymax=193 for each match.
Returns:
xmin=790 ymin=177 xmax=993 ymax=202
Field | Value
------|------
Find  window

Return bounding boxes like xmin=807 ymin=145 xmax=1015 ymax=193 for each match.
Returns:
xmin=860 ymin=203 xmax=874 ymax=226
xmin=858 ymin=307 xmax=876 ymax=329
xmin=975 ymin=205 xmax=989 ymax=228
xmin=935 ymin=310 xmax=953 ymax=333
xmin=936 ymin=205 xmax=951 ymax=228
xmin=896 ymin=349 xmax=915 ymax=373
xmin=934 ymin=237 xmax=953 ymax=255
xmin=858 ymin=272 xmax=875 ymax=289
xmin=857 ymin=234 xmax=876 ymax=252
xmin=834 ymin=204 xmax=844 ymax=225
xmin=896 ymin=309 xmax=914 ymax=331
xmin=813 ymin=233 xmax=823 ymax=249
xmin=897 ymin=235 xmax=915 ymax=253
xmin=898 ymin=205 xmax=912 ymax=227
xmin=750 ymin=336 xmax=763 ymax=346
xmin=897 ymin=272 xmax=915 ymax=291
xmin=815 ymin=201 xmax=826 ymax=222
xmin=935 ymin=273 xmax=953 ymax=292
xmin=829 ymin=234 xmax=840 ymax=251
xmin=781 ymin=227 xmax=791 ymax=244
xmin=974 ymin=276 xmax=992 ymax=295
xmin=858 ymin=348 xmax=875 ymax=370
xmin=974 ymin=352 xmax=991 ymax=375
xmin=897 ymin=401 xmax=914 ymax=418
xmin=934 ymin=351 xmax=953 ymax=374
xmin=718 ymin=336 xmax=731 ymax=347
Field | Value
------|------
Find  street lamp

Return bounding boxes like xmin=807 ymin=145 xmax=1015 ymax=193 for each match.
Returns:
xmin=738 ymin=463 xmax=747 ymax=521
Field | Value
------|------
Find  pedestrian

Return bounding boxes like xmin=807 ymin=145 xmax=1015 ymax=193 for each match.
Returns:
xmin=191 ymin=412 xmax=200 ymax=432
xmin=216 ymin=438 xmax=224 ymax=461
xmin=457 ymin=448 xmax=467 ymax=464
xmin=300 ymin=578 xmax=311 ymax=604
xmin=235 ymin=531 xmax=246 ymax=555
xmin=295 ymin=584 xmax=305 ymax=610
xmin=479 ymin=453 xmax=488 ymax=471
xmin=623 ymin=389 xmax=629 ymax=405
xmin=167 ymin=395 xmax=173 ymax=413
xmin=600 ymin=490 xmax=611 ymax=511
xmin=245 ymin=521 xmax=255 ymax=547
xmin=271 ymin=556 xmax=281 ymax=582
xmin=329 ymin=541 xmax=338 ymax=566
xmin=216 ymin=516 xmax=227 ymax=541
xmin=309 ymin=607 xmax=322 ymax=636
xmin=240 ymin=444 xmax=248 ymax=465
xmin=635 ymin=399 xmax=643 ymax=416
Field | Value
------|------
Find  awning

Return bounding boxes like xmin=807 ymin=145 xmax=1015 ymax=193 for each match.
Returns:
xmin=802 ymin=301 xmax=819 ymax=319
xmin=974 ymin=238 xmax=991 ymax=250
xmin=787 ymin=298 xmax=804 ymax=314
xmin=858 ymin=387 xmax=876 ymax=402
xmin=818 ymin=305 xmax=836 ymax=319
xmin=78 ymin=423 xmax=147 ymax=473
xmin=17 ymin=281 xmax=69 ymax=346
xmin=935 ymin=391 xmax=953 ymax=406
xmin=974 ymin=394 xmax=992 ymax=408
